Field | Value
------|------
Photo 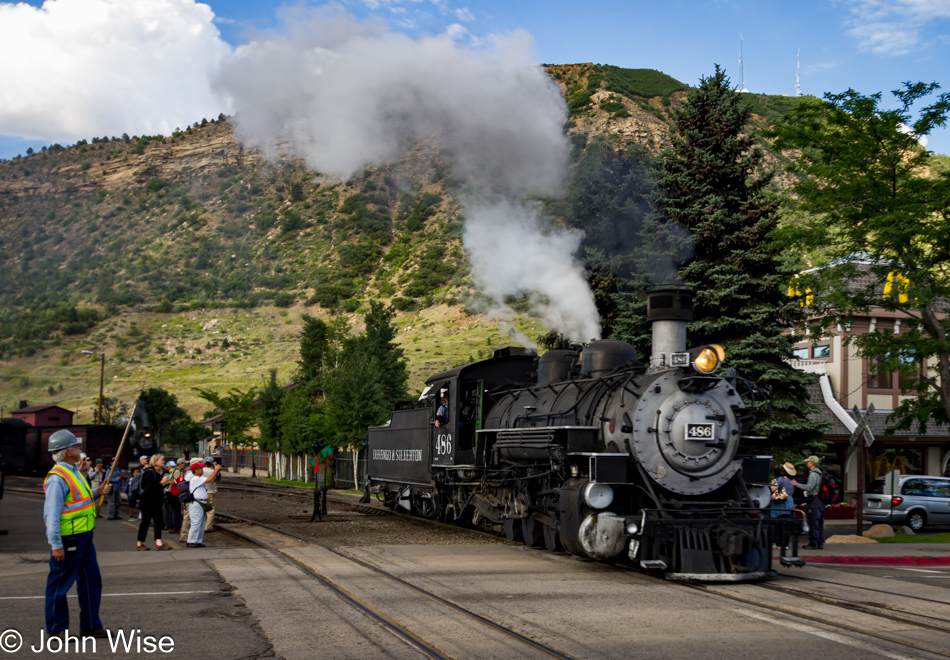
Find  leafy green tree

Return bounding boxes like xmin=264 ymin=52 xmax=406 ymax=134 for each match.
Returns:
xmin=139 ymin=387 xmax=192 ymax=444
xmin=361 ymin=301 xmax=409 ymax=404
xmin=256 ymin=369 xmax=285 ymax=452
xmin=93 ymin=397 xmax=129 ymax=426
xmin=617 ymin=65 xmax=823 ymax=447
xmin=769 ymin=82 xmax=950 ymax=431
xmin=556 ymin=141 xmax=658 ymax=336
xmin=297 ymin=314 xmax=348 ymax=396
xmin=195 ymin=387 xmax=257 ymax=447
xmin=324 ymin=345 xmax=389 ymax=447
xmin=163 ymin=417 xmax=207 ymax=448
xmin=277 ymin=387 xmax=320 ymax=455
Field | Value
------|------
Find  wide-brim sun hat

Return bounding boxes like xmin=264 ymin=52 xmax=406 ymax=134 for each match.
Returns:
xmin=782 ymin=462 xmax=797 ymax=476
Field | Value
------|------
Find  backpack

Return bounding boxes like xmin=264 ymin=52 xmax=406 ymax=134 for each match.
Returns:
xmin=771 ymin=477 xmax=790 ymax=503
xmin=818 ymin=471 xmax=841 ymax=504
xmin=129 ymin=470 xmax=145 ymax=501
xmin=176 ymin=475 xmax=194 ymax=504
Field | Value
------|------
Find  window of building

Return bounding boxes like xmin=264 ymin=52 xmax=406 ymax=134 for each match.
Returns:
xmin=867 ymin=357 xmax=893 ymax=389
xmin=792 ymin=347 xmax=809 ymax=360
xmin=813 ymin=345 xmax=831 ymax=358
xmin=897 ymin=350 xmax=920 ymax=390
xmin=48 ymin=416 xmax=60 ymax=421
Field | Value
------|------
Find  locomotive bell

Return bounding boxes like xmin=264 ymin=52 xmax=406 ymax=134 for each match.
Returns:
xmin=646 ymin=285 xmax=693 ymax=369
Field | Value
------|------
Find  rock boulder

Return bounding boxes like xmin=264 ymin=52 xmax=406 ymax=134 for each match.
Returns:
xmin=863 ymin=524 xmax=896 ymax=539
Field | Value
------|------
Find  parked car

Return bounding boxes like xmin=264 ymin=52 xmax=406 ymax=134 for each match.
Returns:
xmin=863 ymin=475 xmax=950 ymax=531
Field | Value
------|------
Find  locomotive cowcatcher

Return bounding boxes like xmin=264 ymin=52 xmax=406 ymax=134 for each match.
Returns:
xmin=364 ymin=286 xmax=805 ymax=581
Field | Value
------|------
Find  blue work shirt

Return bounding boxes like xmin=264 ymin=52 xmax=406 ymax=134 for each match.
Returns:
xmin=43 ymin=461 xmax=88 ymax=551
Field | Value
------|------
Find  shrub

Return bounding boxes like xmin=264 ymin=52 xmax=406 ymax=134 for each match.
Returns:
xmin=309 ymin=283 xmax=356 ymax=308
xmin=390 ymin=297 xmax=417 ymax=311
xmin=273 ymin=292 xmax=295 ymax=307
xmin=280 ymin=210 xmax=303 ymax=233
xmin=146 ymin=178 xmax=168 ymax=193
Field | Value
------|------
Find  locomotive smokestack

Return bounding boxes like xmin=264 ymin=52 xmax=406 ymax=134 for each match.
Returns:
xmin=646 ymin=285 xmax=693 ymax=369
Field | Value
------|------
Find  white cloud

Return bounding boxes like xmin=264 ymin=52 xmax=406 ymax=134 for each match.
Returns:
xmin=847 ymin=0 xmax=950 ymax=54
xmin=0 ymin=0 xmax=233 ymax=142
xmin=453 ymin=7 xmax=474 ymax=22
xmin=445 ymin=22 xmax=467 ymax=40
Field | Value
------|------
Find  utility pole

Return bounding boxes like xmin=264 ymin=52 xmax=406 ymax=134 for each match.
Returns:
xmin=82 ymin=350 xmax=105 ymax=425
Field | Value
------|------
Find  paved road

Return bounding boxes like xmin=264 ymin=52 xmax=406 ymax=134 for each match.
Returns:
xmin=2 ymin=485 xmax=949 ymax=660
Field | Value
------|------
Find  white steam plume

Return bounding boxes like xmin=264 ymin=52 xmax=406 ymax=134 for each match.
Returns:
xmin=216 ymin=7 xmax=601 ymax=341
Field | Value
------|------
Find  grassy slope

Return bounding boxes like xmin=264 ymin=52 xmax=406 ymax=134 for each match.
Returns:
xmin=0 ymin=302 xmax=546 ymax=419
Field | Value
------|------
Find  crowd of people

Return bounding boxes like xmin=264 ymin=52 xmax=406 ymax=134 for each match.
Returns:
xmin=78 ymin=451 xmax=222 ymax=549
xmin=41 ymin=431 xmax=225 ymax=639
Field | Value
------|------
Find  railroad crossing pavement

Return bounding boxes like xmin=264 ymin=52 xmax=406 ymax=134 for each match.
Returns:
xmin=0 ymin=493 xmax=275 ymax=658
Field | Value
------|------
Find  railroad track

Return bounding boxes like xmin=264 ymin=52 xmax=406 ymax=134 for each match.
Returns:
xmin=220 ymin=479 xmax=950 ymax=657
xmin=215 ymin=512 xmax=574 ymax=660
xmin=216 ymin=480 xmax=513 ymax=540
xmin=673 ymin=570 xmax=950 ymax=659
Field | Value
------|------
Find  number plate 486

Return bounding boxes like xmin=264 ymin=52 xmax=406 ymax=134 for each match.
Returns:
xmin=685 ymin=423 xmax=715 ymax=441
xmin=435 ymin=434 xmax=453 ymax=455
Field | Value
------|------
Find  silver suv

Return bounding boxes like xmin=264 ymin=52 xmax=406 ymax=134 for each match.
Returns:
xmin=862 ymin=475 xmax=950 ymax=531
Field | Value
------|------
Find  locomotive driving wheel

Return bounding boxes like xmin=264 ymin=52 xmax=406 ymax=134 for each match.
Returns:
xmin=519 ymin=491 xmax=544 ymax=547
xmin=503 ymin=518 xmax=523 ymax=542
xmin=543 ymin=523 xmax=563 ymax=552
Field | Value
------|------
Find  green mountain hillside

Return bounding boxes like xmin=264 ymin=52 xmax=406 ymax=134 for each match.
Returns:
xmin=0 ymin=64 xmax=807 ymax=418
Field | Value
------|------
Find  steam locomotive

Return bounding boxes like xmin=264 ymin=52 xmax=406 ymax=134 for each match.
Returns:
xmin=364 ymin=287 xmax=805 ymax=581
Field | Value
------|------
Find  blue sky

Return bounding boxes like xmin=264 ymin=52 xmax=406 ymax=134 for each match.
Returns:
xmin=2 ymin=0 xmax=949 ymax=158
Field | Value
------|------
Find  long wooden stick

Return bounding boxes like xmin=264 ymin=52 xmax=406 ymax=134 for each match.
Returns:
xmin=96 ymin=400 xmax=138 ymax=513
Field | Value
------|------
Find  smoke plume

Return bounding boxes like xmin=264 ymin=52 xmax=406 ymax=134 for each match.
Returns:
xmin=215 ymin=6 xmax=601 ymax=341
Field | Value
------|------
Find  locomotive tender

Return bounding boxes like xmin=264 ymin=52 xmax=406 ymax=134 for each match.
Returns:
xmin=365 ymin=287 xmax=805 ymax=581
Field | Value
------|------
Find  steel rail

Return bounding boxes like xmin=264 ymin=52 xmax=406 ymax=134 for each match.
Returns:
xmin=757 ymin=581 xmax=950 ymax=630
xmin=215 ymin=517 xmax=448 ymax=660
xmin=777 ymin=571 xmax=950 ymax=609
xmin=216 ymin=512 xmax=575 ymax=660
xmin=676 ymin=580 xmax=950 ymax=659
xmin=216 ymin=482 xmax=517 ymax=543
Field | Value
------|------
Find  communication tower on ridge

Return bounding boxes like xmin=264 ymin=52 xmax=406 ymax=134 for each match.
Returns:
xmin=796 ymin=48 xmax=801 ymax=97
xmin=739 ymin=33 xmax=749 ymax=93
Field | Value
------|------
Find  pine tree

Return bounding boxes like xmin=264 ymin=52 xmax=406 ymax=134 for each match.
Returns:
xmin=631 ymin=66 xmax=823 ymax=447
xmin=361 ymin=301 xmax=409 ymax=403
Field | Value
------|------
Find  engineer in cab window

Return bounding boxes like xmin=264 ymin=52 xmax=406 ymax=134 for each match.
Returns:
xmin=435 ymin=393 xmax=449 ymax=428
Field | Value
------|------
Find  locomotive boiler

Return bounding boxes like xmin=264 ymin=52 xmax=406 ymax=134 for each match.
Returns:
xmin=364 ymin=286 xmax=805 ymax=581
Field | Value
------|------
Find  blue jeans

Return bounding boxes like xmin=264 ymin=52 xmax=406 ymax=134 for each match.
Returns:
xmin=807 ymin=496 xmax=825 ymax=548
xmin=45 ymin=531 xmax=103 ymax=634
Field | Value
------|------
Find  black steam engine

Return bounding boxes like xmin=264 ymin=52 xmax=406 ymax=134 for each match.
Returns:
xmin=364 ymin=287 xmax=805 ymax=581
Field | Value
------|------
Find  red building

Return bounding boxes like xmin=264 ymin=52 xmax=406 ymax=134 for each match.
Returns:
xmin=10 ymin=405 xmax=75 ymax=427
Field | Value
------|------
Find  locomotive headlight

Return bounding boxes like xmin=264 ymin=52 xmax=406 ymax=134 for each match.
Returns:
xmin=692 ymin=344 xmax=725 ymax=374
xmin=583 ymin=482 xmax=614 ymax=509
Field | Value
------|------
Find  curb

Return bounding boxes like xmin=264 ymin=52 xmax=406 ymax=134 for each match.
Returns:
xmin=776 ymin=556 xmax=950 ymax=567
